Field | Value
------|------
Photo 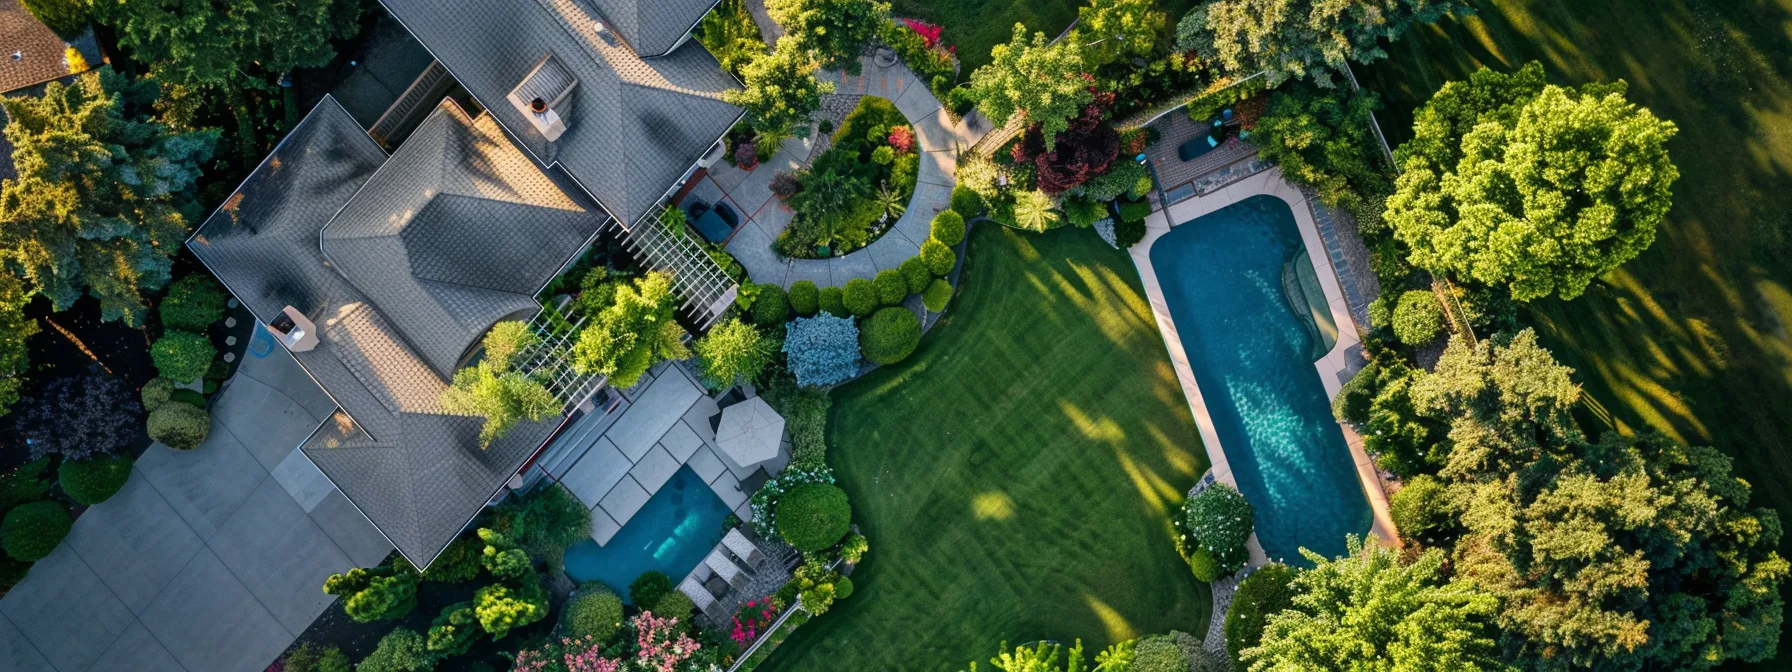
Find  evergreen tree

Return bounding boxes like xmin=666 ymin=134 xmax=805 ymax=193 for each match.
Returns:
xmin=765 ymin=0 xmax=890 ymax=72
xmin=1076 ymin=0 xmax=1164 ymax=66
xmin=0 ymin=275 xmax=38 ymax=417
xmin=1176 ymin=0 xmax=1472 ymax=88
xmin=87 ymin=0 xmax=362 ymax=88
xmin=570 ymin=272 xmax=690 ymax=388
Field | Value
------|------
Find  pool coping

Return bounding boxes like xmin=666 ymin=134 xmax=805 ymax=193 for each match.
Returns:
xmin=1129 ymin=167 xmax=1399 ymax=567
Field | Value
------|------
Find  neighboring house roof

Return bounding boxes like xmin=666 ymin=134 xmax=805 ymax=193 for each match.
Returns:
xmin=0 ymin=0 xmax=90 ymax=94
xmin=377 ymin=0 xmax=741 ymax=225
xmin=189 ymin=97 xmax=607 ymax=567
xmin=586 ymin=0 xmax=720 ymax=57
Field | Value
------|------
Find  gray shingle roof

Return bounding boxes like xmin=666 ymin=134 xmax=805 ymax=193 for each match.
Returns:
xmin=189 ymin=98 xmax=602 ymax=568
xmin=586 ymin=0 xmax=721 ymax=57
xmin=378 ymin=0 xmax=741 ymax=225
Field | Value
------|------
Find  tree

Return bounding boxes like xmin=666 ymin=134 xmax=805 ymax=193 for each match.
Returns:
xmin=439 ymin=364 xmax=556 ymax=448
xmin=570 ymin=272 xmax=690 ymax=388
xmin=1250 ymin=84 xmax=1391 ymax=217
xmin=1409 ymin=330 xmax=1582 ymax=481
xmin=88 ymin=0 xmax=361 ymax=88
xmin=725 ymin=36 xmax=835 ymax=136
xmin=323 ymin=562 xmax=420 ymax=623
xmin=970 ymin=25 xmax=1092 ymax=150
xmin=1076 ymin=0 xmax=1163 ymax=65
xmin=20 ymin=0 xmax=89 ymax=40
xmin=765 ymin=0 xmax=890 ymax=71
xmin=159 ymin=274 xmax=228 ymax=331
xmin=695 ymin=318 xmax=777 ymax=390
xmin=356 ymin=628 xmax=435 ymax=672
xmin=1012 ymin=94 xmax=1119 ymax=195
xmin=0 ymin=275 xmax=38 ymax=416
xmin=476 ymin=528 xmax=532 ymax=583
xmin=1176 ymin=0 xmax=1472 ymax=88
xmin=424 ymin=602 xmax=480 ymax=659
xmin=0 ymin=68 xmax=218 ymax=324
xmin=1225 ymin=563 xmax=1296 ymax=666
xmin=1386 ymin=62 xmax=1679 ymax=301
xmin=1243 ymin=537 xmax=1507 ymax=671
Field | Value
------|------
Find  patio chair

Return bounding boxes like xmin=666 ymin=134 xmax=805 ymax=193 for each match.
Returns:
xmin=706 ymin=548 xmax=752 ymax=590
xmin=723 ymin=528 xmax=767 ymax=569
xmin=680 ymin=575 xmax=730 ymax=623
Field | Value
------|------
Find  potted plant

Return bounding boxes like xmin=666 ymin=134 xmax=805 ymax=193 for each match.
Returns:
xmin=735 ymin=141 xmax=759 ymax=170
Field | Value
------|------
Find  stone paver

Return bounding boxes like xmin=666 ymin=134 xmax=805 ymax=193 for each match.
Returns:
xmin=604 ymin=372 xmax=704 ymax=461
xmin=559 ymin=437 xmax=632 ymax=508
xmin=630 ymin=445 xmax=681 ymax=495
xmin=308 ymin=490 xmax=395 ymax=569
xmin=63 ymin=476 xmax=204 ymax=614
xmin=135 ymin=429 xmax=270 ymax=542
xmin=829 ymin=246 xmax=877 ymax=284
xmin=864 ymin=229 xmax=922 ymax=270
xmin=784 ymin=259 xmax=830 ymax=288
xmin=686 ymin=445 xmax=727 ymax=484
xmin=710 ymin=471 xmax=748 ymax=509
xmin=140 ymin=548 xmax=294 ymax=671
xmin=893 ymin=79 xmax=944 ymax=126
xmin=659 ymin=420 xmax=705 ymax=462
xmin=599 ymin=477 xmax=652 ymax=524
xmin=271 ymin=446 xmax=335 ymax=512
xmin=723 ymin=220 xmax=785 ymax=286
xmin=918 ymin=148 xmax=957 ymax=188
xmin=589 ymin=508 xmax=623 ymax=546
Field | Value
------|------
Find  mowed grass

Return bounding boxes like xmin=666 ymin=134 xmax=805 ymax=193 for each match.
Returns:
xmin=1360 ymin=0 xmax=1792 ymax=665
xmin=892 ymin=0 xmax=1201 ymax=76
xmin=761 ymin=226 xmax=1212 ymax=671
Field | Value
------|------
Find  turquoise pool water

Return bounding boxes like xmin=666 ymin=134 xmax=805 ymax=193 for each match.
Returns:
xmin=563 ymin=467 xmax=732 ymax=599
xmin=1150 ymin=195 xmax=1371 ymax=563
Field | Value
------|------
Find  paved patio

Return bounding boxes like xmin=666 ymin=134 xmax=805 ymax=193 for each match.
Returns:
xmin=0 ymin=349 xmax=392 ymax=672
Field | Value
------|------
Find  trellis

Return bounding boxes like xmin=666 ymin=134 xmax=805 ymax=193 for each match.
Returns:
xmin=515 ymin=304 xmax=607 ymax=413
xmin=617 ymin=205 xmax=739 ymax=329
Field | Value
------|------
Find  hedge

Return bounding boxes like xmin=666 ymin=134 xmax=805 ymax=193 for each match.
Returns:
xmin=859 ymin=307 xmax=920 ymax=365
xmin=920 ymin=239 xmax=956 ymax=276
xmin=775 ymin=483 xmax=851 ymax=551
xmin=842 ymin=278 xmax=878 ymax=317
xmin=818 ymin=286 xmax=847 ymax=317
xmin=922 ymin=279 xmax=952 ymax=313
xmin=148 ymin=402 xmax=210 ymax=450
xmin=931 ymin=210 xmax=966 ymax=246
xmin=562 ymin=585 xmax=625 ymax=641
xmin=159 ymin=274 xmax=227 ymax=332
xmin=2 ymin=500 xmax=71 ymax=561
xmin=58 ymin=455 xmax=132 ymax=505
xmin=752 ymin=283 xmax=790 ymax=326
xmin=784 ymin=315 xmax=861 ymax=387
xmin=873 ymin=269 xmax=907 ymax=306
xmin=1116 ymin=198 xmax=1151 ymax=224
xmin=1225 ymin=564 xmax=1297 ymax=664
xmin=151 ymin=331 xmax=215 ymax=383
xmin=140 ymin=377 xmax=173 ymax=411
xmin=899 ymin=257 xmax=931 ymax=295
xmin=1392 ymin=290 xmax=1443 ymax=346
xmin=949 ymin=185 xmax=983 ymax=218
xmin=788 ymin=280 xmax=820 ymax=317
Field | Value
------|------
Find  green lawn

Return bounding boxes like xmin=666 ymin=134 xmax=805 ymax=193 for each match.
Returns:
xmin=893 ymin=0 xmax=1200 ymax=76
xmin=1361 ymin=1 xmax=1792 ymax=665
xmin=761 ymin=226 xmax=1212 ymax=671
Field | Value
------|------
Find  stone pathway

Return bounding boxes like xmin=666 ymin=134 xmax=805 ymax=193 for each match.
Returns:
xmin=1302 ymin=192 xmax=1378 ymax=333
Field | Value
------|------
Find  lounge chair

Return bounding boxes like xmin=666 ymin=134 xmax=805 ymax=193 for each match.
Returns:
xmin=723 ymin=528 xmax=767 ymax=568
xmin=706 ymin=548 xmax=752 ymax=590
xmin=679 ymin=575 xmax=730 ymax=623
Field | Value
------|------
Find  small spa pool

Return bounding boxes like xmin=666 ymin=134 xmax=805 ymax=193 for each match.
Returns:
xmin=563 ymin=466 xmax=733 ymax=599
xmin=1150 ymin=195 xmax=1371 ymax=563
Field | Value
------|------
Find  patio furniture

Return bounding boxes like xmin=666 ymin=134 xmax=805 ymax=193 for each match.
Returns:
xmin=679 ymin=575 xmax=730 ymax=623
xmin=1177 ymin=131 xmax=1217 ymax=161
xmin=715 ymin=396 xmax=785 ymax=467
xmin=706 ymin=548 xmax=752 ymax=590
xmin=723 ymin=528 xmax=767 ymax=569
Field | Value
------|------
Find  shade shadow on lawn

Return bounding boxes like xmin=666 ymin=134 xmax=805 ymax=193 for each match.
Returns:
xmin=762 ymin=226 xmax=1211 ymax=672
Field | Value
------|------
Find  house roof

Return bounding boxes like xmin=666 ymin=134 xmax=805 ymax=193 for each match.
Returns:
xmin=586 ymin=0 xmax=721 ymax=57
xmin=0 ymin=0 xmax=86 ymax=94
xmin=377 ymin=0 xmax=741 ymax=225
xmin=189 ymin=97 xmax=605 ymax=568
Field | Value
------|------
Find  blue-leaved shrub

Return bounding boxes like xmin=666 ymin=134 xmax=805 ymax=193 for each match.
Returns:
xmin=783 ymin=315 xmax=861 ymax=387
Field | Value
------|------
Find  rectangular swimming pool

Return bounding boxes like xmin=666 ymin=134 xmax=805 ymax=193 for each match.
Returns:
xmin=1150 ymin=195 xmax=1371 ymax=563
xmin=563 ymin=466 xmax=733 ymax=598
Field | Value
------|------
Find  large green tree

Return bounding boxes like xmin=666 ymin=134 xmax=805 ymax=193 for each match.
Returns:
xmin=1076 ymin=0 xmax=1164 ymax=66
xmin=1409 ymin=329 xmax=1583 ymax=481
xmin=724 ymin=36 xmax=835 ymax=137
xmin=0 ymin=275 xmax=37 ymax=417
xmin=970 ymin=24 xmax=1091 ymax=150
xmin=1243 ymin=537 xmax=1508 ymax=671
xmin=20 ymin=0 xmax=90 ymax=40
xmin=570 ymin=271 xmax=690 ymax=388
xmin=1250 ymin=83 xmax=1392 ymax=218
xmin=87 ymin=0 xmax=361 ymax=88
xmin=1176 ymin=0 xmax=1472 ymax=88
xmin=765 ymin=0 xmax=890 ymax=72
xmin=1385 ymin=62 xmax=1680 ymax=301
xmin=0 ymin=68 xmax=218 ymax=325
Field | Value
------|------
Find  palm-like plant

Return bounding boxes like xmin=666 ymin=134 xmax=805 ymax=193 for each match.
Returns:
xmin=874 ymin=185 xmax=906 ymax=220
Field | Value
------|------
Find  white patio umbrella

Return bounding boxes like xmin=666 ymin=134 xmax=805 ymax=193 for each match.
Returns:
xmin=715 ymin=396 xmax=785 ymax=466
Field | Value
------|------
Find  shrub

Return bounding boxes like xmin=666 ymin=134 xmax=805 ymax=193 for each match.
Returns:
xmin=770 ymin=171 xmax=801 ymax=201
xmin=1392 ymin=290 xmax=1444 ymax=345
xmin=423 ymin=537 xmax=483 ymax=584
xmin=1132 ymin=634 xmax=1193 ymax=672
xmin=859 ymin=307 xmax=920 ymax=365
xmin=140 ymin=377 xmax=173 ymax=411
xmin=921 ymin=279 xmax=952 ymax=312
xmin=0 ymin=556 xmax=28 ymax=592
xmin=1115 ymin=218 xmax=1146 ymax=248
xmin=871 ymin=145 xmax=895 ymax=165
xmin=842 ymin=278 xmax=878 ymax=317
xmin=159 ymin=274 xmax=227 ymax=331
xmin=147 ymin=402 xmax=210 ymax=450
xmin=783 ymin=315 xmax=861 ymax=387
xmin=788 ymin=280 xmax=820 ymax=317
xmin=873 ymin=269 xmax=907 ymax=306
xmin=0 ymin=457 xmax=51 ymax=509
xmin=324 ymin=561 xmax=420 ymax=623
xmin=920 ymin=239 xmax=956 ymax=276
xmin=474 ymin=579 xmax=548 ymax=639
xmin=562 ymin=585 xmax=625 ymax=640
xmin=775 ymin=483 xmax=851 ymax=551
xmin=752 ymin=283 xmax=790 ymax=326
xmin=1389 ymin=474 xmax=1453 ymax=545
xmin=1331 ymin=358 xmax=1380 ymax=425
xmin=488 ymin=483 xmax=592 ymax=561
xmin=425 ymin=602 xmax=480 ymax=658
xmin=834 ymin=575 xmax=854 ymax=599
xmin=11 ymin=374 xmax=142 ymax=460
xmin=1116 ymin=198 xmax=1151 ymax=224
xmin=151 ymin=330 xmax=214 ymax=383
xmin=1012 ymin=189 xmax=1063 ymax=231
xmin=282 ymin=643 xmax=351 ymax=672
xmin=1188 ymin=546 xmax=1221 ymax=581
xmin=1064 ymin=196 xmax=1104 ymax=228
xmin=357 ymin=628 xmax=433 ymax=672
xmin=696 ymin=318 xmax=776 ymax=389
xmin=949 ymin=185 xmax=983 ymax=218
xmin=1181 ymin=483 xmax=1254 ymax=577
xmin=57 ymin=455 xmax=132 ymax=505
xmin=1225 ymin=564 xmax=1297 ymax=665
xmin=1079 ymin=160 xmax=1148 ymax=202
xmin=818 ymin=286 xmax=847 ymax=317
xmin=931 ymin=210 xmax=966 ymax=246
xmin=630 ymin=570 xmax=673 ymax=607
xmin=899 ymin=257 xmax=932 ymax=295
xmin=2 ymin=501 xmax=70 ymax=561
xmin=653 ymin=589 xmax=696 ymax=617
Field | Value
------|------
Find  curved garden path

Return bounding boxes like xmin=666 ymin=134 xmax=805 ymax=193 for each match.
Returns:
xmin=719 ymin=56 xmax=993 ymax=289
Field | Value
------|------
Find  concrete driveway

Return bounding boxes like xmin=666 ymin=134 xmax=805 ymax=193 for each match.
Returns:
xmin=0 ymin=348 xmax=391 ymax=672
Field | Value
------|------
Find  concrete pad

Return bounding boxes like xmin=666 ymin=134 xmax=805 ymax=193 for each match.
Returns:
xmin=709 ymin=471 xmax=748 ymax=510
xmin=559 ymin=437 xmax=632 ymax=508
xmin=660 ymin=420 xmax=705 ymax=463
xmin=686 ymin=445 xmax=727 ymax=484
xmin=918 ymin=148 xmax=958 ymax=188
xmin=723 ymin=220 xmax=785 ymax=288
xmin=135 ymin=423 xmax=270 ymax=541
xmin=141 ymin=548 xmax=294 ymax=670
xmin=235 ymin=347 xmax=337 ymax=427
xmin=598 ymin=476 xmax=651 ymax=525
xmin=210 ymin=365 xmax=324 ymax=471
xmin=271 ymin=447 xmax=334 ymax=512
xmin=890 ymin=201 xmax=933 ymax=246
xmin=865 ymin=230 xmax=922 ymax=272
xmin=749 ymin=197 xmax=796 ymax=237
xmin=89 ymin=620 xmax=184 ymax=672
xmin=0 ymin=614 xmax=52 ymax=672
xmin=729 ymin=158 xmax=787 ymax=218
xmin=589 ymin=507 xmax=623 ymax=546
xmin=734 ymin=500 xmax=755 ymax=524
xmin=308 ymin=490 xmax=394 ymax=569
xmin=911 ymin=107 xmax=958 ymax=154
xmin=829 ymin=247 xmax=877 ymax=284
xmin=63 ymin=475 xmax=204 ymax=614
xmin=605 ymin=372 xmax=703 ymax=461
xmin=708 ymin=159 xmax=753 ymax=193
xmin=784 ymin=259 xmax=831 ymax=290
xmin=631 ymin=445 xmax=681 ymax=495
xmin=892 ymin=74 xmax=941 ymax=121
xmin=211 ymin=477 xmax=354 ymax=635
xmin=0 ymin=544 xmax=134 ymax=672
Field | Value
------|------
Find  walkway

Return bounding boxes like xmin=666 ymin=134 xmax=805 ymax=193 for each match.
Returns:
xmin=0 ymin=349 xmax=392 ymax=672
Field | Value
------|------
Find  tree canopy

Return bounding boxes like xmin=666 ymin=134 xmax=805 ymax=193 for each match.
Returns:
xmin=1386 ymin=62 xmax=1680 ymax=301
xmin=0 ymin=68 xmax=218 ymax=325
xmin=724 ymin=36 xmax=835 ymax=136
xmin=87 ymin=0 xmax=362 ymax=88
xmin=1076 ymin=0 xmax=1164 ymax=66
xmin=571 ymin=272 xmax=690 ymax=388
xmin=765 ymin=0 xmax=890 ymax=71
xmin=970 ymin=24 xmax=1092 ymax=150
xmin=1176 ymin=0 xmax=1473 ymax=88
xmin=440 ymin=322 xmax=558 ymax=447
xmin=0 ymin=275 xmax=37 ymax=417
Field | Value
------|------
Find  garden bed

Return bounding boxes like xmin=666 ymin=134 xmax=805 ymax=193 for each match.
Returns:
xmin=772 ymin=96 xmax=919 ymax=259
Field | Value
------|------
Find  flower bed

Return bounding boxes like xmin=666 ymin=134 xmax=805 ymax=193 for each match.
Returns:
xmin=774 ymin=96 xmax=919 ymax=259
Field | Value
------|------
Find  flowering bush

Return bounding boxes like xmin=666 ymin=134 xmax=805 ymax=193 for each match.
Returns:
xmin=749 ymin=467 xmax=835 ymax=536
xmin=731 ymin=597 xmax=784 ymax=649
xmin=784 ymin=315 xmax=861 ymax=387
xmin=513 ymin=634 xmax=620 ymax=672
xmin=634 ymin=611 xmax=701 ymax=672
xmin=887 ymin=125 xmax=914 ymax=153
xmin=1174 ymin=483 xmax=1255 ymax=578
xmin=901 ymin=18 xmax=941 ymax=48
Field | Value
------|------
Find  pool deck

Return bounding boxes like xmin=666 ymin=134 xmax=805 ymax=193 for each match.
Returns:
xmin=1129 ymin=167 xmax=1399 ymax=565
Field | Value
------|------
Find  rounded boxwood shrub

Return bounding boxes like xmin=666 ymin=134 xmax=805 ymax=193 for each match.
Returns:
xmin=1182 ymin=483 xmax=1254 ymax=577
xmin=57 ymin=455 xmax=132 ymax=505
xmin=1225 ymin=563 xmax=1297 ymax=664
xmin=629 ymin=570 xmax=672 ymax=607
xmin=818 ymin=286 xmax=847 ymax=317
xmin=3 ymin=500 xmax=71 ymax=561
xmin=922 ymin=279 xmax=952 ymax=313
xmin=920 ymin=239 xmax=956 ymax=276
xmin=788 ymin=280 xmax=820 ymax=317
xmin=752 ymin=283 xmax=789 ymax=326
xmin=151 ymin=330 xmax=215 ymax=383
xmin=562 ymin=585 xmax=625 ymax=640
xmin=834 ymin=575 xmax=854 ymax=600
xmin=652 ymin=589 xmax=696 ymax=617
xmin=1131 ymin=634 xmax=1194 ymax=672
xmin=931 ymin=210 xmax=966 ymax=246
xmin=775 ymin=483 xmax=851 ymax=551
xmin=949 ymin=186 xmax=983 ymax=218
xmin=1187 ymin=546 xmax=1221 ymax=582
xmin=1392 ymin=290 xmax=1444 ymax=345
xmin=899 ymin=257 xmax=931 ymax=295
xmin=1115 ymin=217 xmax=1146 ymax=248
xmin=140 ymin=377 xmax=173 ymax=412
xmin=1389 ymin=474 xmax=1453 ymax=545
xmin=841 ymin=278 xmax=878 ymax=317
xmin=147 ymin=402 xmax=210 ymax=450
xmin=159 ymin=275 xmax=227 ymax=332
xmin=859 ymin=307 xmax=920 ymax=365
xmin=873 ymin=269 xmax=907 ymax=306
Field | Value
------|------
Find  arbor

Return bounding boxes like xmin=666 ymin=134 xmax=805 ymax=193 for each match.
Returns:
xmin=1243 ymin=537 xmax=1507 ymax=671
xmin=970 ymin=25 xmax=1092 ymax=150
xmin=1076 ymin=0 xmax=1164 ymax=66
xmin=1386 ymin=63 xmax=1680 ymax=301
xmin=1176 ymin=0 xmax=1472 ymax=88
xmin=0 ymin=68 xmax=218 ymax=324
xmin=724 ymin=36 xmax=834 ymax=136
xmin=695 ymin=318 xmax=777 ymax=390
xmin=87 ymin=0 xmax=361 ymax=88
xmin=0 ymin=275 xmax=38 ymax=416
xmin=571 ymin=272 xmax=690 ymax=388
xmin=765 ymin=0 xmax=890 ymax=71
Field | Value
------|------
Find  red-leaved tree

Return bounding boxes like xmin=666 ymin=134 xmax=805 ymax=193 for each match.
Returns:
xmin=1012 ymin=92 xmax=1119 ymax=194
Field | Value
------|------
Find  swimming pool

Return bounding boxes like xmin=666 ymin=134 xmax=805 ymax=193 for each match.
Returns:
xmin=1149 ymin=195 xmax=1371 ymax=563
xmin=563 ymin=466 xmax=733 ymax=599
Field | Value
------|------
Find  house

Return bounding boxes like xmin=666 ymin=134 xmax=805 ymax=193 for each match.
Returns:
xmin=189 ymin=0 xmax=743 ymax=569
xmin=0 ymin=0 xmax=102 ymax=181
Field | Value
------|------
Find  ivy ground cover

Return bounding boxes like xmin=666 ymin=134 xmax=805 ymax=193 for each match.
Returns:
xmin=761 ymin=226 xmax=1211 ymax=670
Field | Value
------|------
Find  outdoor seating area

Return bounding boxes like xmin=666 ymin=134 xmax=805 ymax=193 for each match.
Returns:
xmin=1147 ymin=111 xmax=1260 ymax=206
xmin=678 ymin=526 xmax=800 ymax=628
